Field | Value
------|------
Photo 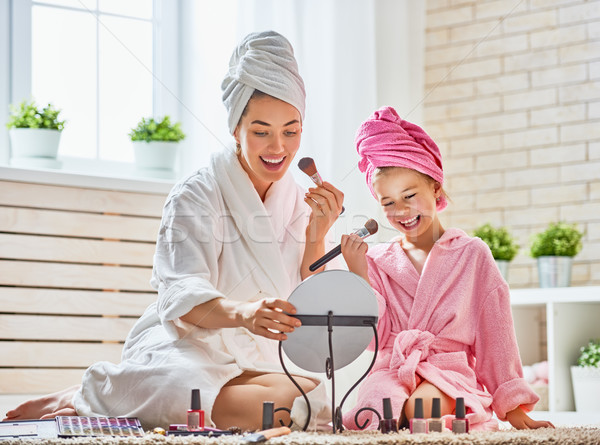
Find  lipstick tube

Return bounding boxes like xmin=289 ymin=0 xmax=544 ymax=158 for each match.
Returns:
xmin=380 ymin=398 xmax=397 ymax=433
xmin=409 ymin=398 xmax=428 ymax=434
xmin=187 ymin=388 xmax=204 ymax=431
xmin=452 ymin=397 xmax=469 ymax=434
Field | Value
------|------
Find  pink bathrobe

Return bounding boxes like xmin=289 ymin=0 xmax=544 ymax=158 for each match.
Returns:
xmin=343 ymin=228 xmax=539 ymax=431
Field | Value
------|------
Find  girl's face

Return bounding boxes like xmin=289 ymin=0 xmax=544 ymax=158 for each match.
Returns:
xmin=234 ymin=95 xmax=302 ymax=200
xmin=373 ymin=167 xmax=442 ymax=240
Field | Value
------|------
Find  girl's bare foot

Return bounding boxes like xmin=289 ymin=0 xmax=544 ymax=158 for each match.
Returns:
xmin=3 ymin=385 xmax=79 ymax=421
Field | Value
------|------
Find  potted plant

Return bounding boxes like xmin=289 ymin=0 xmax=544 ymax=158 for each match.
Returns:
xmin=6 ymin=99 xmax=65 ymax=168
xmin=129 ymin=116 xmax=185 ymax=172
xmin=530 ymin=222 xmax=583 ymax=287
xmin=473 ymin=223 xmax=519 ymax=281
xmin=571 ymin=339 xmax=600 ymax=411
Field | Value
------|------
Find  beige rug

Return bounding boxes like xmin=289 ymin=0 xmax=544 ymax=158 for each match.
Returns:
xmin=2 ymin=427 xmax=600 ymax=445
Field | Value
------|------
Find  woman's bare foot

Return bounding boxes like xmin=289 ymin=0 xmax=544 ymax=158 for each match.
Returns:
xmin=3 ymin=385 xmax=80 ymax=421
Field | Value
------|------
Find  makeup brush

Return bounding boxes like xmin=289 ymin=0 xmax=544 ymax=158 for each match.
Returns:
xmin=298 ymin=157 xmax=345 ymax=214
xmin=309 ymin=218 xmax=378 ymax=272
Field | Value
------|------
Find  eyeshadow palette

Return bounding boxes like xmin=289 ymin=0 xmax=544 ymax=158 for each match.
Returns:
xmin=56 ymin=416 xmax=145 ymax=437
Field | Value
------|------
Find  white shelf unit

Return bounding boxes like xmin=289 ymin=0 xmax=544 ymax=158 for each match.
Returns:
xmin=510 ymin=286 xmax=600 ymax=416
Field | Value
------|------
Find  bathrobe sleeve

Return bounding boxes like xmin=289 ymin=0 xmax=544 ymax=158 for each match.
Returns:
xmin=474 ymin=282 xmax=539 ymax=420
xmin=151 ymin=176 xmax=227 ymax=340
xmin=366 ymin=251 xmax=391 ymax=351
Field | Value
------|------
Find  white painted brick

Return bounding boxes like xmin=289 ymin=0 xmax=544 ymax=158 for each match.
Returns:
xmin=427 ymin=0 xmax=450 ymax=12
xmin=502 ymin=10 xmax=558 ymax=34
xmin=505 ymin=167 xmax=560 ymax=188
xmin=505 ymin=206 xmax=560 ymax=227
xmin=442 ymin=190 xmax=476 ymax=212
xmin=426 ymin=42 xmax=475 ymax=67
xmin=559 ymin=41 xmax=600 ymax=64
xmin=508 ymin=266 xmax=533 ymax=287
xmin=571 ymin=263 xmax=591 ymax=283
xmin=476 ymin=73 xmax=529 ymax=95
xmin=451 ymin=58 xmax=502 ymax=81
xmin=590 ymin=102 xmax=600 ymax=120
xmin=423 ymin=103 xmax=450 ymax=122
xmin=591 ymin=263 xmax=600 ymax=282
xmin=560 ymin=202 xmax=600 ymax=221
xmin=530 ymin=144 xmax=586 ymax=166
xmin=448 ymin=20 xmax=503 ymax=43
xmin=504 ymin=49 xmax=558 ymax=73
xmin=476 ymin=111 xmax=528 ymax=133
xmin=588 ymin=222 xmax=600 ymax=240
xmin=560 ymin=121 xmax=600 ymax=143
xmin=451 ymin=172 xmax=503 ymax=192
xmin=427 ymin=5 xmax=474 ymax=29
xmin=531 ymin=104 xmax=586 ymax=126
xmin=425 ymin=66 xmax=451 ymax=86
xmin=476 ymin=34 xmax=529 ymax=58
xmin=504 ymin=88 xmax=557 ymax=111
xmin=530 ymin=24 xmax=586 ymax=48
xmin=531 ymin=183 xmax=587 ymax=205
xmin=559 ymin=2 xmax=600 ymax=25
xmin=477 ymin=189 xmax=529 ymax=209
xmin=426 ymin=118 xmax=476 ymax=138
xmin=448 ymin=96 xmax=502 ymax=119
xmin=590 ymin=142 xmax=600 ymax=160
xmin=560 ymin=160 xmax=600 ymax=182
xmin=475 ymin=0 xmax=528 ymax=20
xmin=531 ymin=64 xmax=587 ymax=88
xmin=426 ymin=28 xmax=450 ymax=47
xmin=590 ymin=62 xmax=600 ymax=80
xmin=590 ymin=21 xmax=600 ymax=39
xmin=444 ymin=155 xmax=475 ymax=175
xmin=503 ymin=127 xmax=559 ymax=150
xmin=446 ymin=208 xmax=503 ymax=230
xmin=424 ymin=80 xmax=475 ymax=103
xmin=531 ymin=0 xmax=591 ymax=10
xmin=450 ymin=134 xmax=502 ymax=156
xmin=476 ymin=150 xmax=529 ymax=172
xmin=559 ymin=81 xmax=600 ymax=103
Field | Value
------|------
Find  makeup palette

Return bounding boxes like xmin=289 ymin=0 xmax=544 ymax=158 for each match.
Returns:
xmin=56 ymin=416 xmax=145 ymax=437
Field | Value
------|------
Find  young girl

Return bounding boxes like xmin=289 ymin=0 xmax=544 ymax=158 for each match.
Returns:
xmin=340 ymin=106 xmax=553 ymax=431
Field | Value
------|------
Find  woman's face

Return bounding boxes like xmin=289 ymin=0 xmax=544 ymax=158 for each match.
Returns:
xmin=373 ymin=167 xmax=442 ymax=240
xmin=234 ymin=95 xmax=302 ymax=199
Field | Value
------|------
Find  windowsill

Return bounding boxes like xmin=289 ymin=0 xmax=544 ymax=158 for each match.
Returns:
xmin=0 ymin=158 xmax=176 ymax=194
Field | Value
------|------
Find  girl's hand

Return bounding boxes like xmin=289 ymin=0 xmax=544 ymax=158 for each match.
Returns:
xmin=341 ymin=233 xmax=370 ymax=284
xmin=505 ymin=406 xmax=555 ymax=429
xmin=304 ymin=181 xmax=344 ymax=243
xmin=238 ymin=298 xmax=301 ymax=341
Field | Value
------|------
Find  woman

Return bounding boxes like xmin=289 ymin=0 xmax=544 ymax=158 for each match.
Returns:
xmin=4 ymin=31 xmax=343 ymax=431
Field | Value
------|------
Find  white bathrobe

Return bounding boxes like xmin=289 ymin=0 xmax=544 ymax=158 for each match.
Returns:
xmin=73 ymin=149 xmax=331 ymax=429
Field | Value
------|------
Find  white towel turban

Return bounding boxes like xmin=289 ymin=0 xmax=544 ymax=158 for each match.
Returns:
xmin=221 ymin=30 xmax=306 ymax=135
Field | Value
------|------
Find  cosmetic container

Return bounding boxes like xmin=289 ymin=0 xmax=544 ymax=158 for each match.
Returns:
xmin=452 ymin=397 xmax=469 ymax=434
xmin=380 ymin=398 xmax=397 ymax=433
xmin=262 ymin=401 xmax=274 ymax=430
xmin=187 ymin=388 xmax=204 ymax=431
xmin=427 ymin=397 xmax=443 ymax=432
xmin=409 ymin=398 xmax=428 ymax=434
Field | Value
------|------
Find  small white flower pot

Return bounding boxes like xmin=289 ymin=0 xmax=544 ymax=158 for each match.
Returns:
xmin=495 ymin=259 xmax=509 ymax=281
xmin=9 ymin=128 xmax=62 ymax=168
xmin=133 ymin=141 xmax=179 ymax=171
xmin=571 ymin=366 xmax=600 ymax=411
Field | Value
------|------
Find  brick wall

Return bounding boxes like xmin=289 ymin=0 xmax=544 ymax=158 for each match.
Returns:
xmin=423 ymin=0 xmax=600 ymax=287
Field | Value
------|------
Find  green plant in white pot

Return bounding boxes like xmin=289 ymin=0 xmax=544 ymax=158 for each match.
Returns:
xmin=129 ymin=116 xmax=185 ymax=173
xmin=530 ymin=222 xmax=583 ymax=287
xmin=473 ymin=223 xmax=519 ymax=281
xmin=7 ymin=99 xmax=66 ymax=168
xmin=571 ymin=339 xmax=600 ymax=412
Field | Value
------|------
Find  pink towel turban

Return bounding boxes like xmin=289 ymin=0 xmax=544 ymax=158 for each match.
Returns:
xmin=356 ymin=106 xmax=447 ymax=212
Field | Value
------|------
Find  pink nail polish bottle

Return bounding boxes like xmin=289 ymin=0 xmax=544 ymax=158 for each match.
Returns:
xmin=410 ymin=398 xmax=428 ymax=434
xmin=427 ymin=397 xmax=444 ymax=432
xmin=380 ymin=398 xmax=398 ymax=433
xmin=187 ymin=388 xmax=204 ymax=431
xmin=452 ymin=397 xmax=469 ymax=434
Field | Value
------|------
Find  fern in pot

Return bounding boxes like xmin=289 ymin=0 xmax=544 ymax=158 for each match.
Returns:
xmin=530 ymin=222 xmax=583 ymax=287
xmin=6 ymin=99 xmax=66 ymax=168
xmin=129 ymin=116 xmax=185 ymax=173
xmin=571 ymin=339 xmax=600 ymax=412
xmin=473 ymin=223 xmax=519 ymax=281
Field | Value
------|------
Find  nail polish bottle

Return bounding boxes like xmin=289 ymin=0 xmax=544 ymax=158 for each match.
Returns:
xmin=380 ymin=398 xmax=398 ymax=433
xmin=409 ymin=398 xmax=428 ymax=434
xmin=262 ymin=401 xmax=274 ymax=430
xmin=187 ymin=388 xmax=204 ymax=431
xmin=427 ymin=397 xmax=443 ymax=432
xmin=452 ymin=397 xmax=469 ymax=434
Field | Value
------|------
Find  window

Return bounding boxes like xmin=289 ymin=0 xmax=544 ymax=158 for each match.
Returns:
xmin=8 ymin=0 xmax=178 ymax=168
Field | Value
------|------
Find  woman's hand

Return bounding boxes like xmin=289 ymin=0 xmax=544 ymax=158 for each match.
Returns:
xmin=238 ymin=298 xmax=301 ymax=341
xmin=341 ymin=233 xmax=370 ymax=284
xmin=304 ymin=181 xmax=344 ymax=244
xmin=505 ymin=406 xmax=554 ymax=429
